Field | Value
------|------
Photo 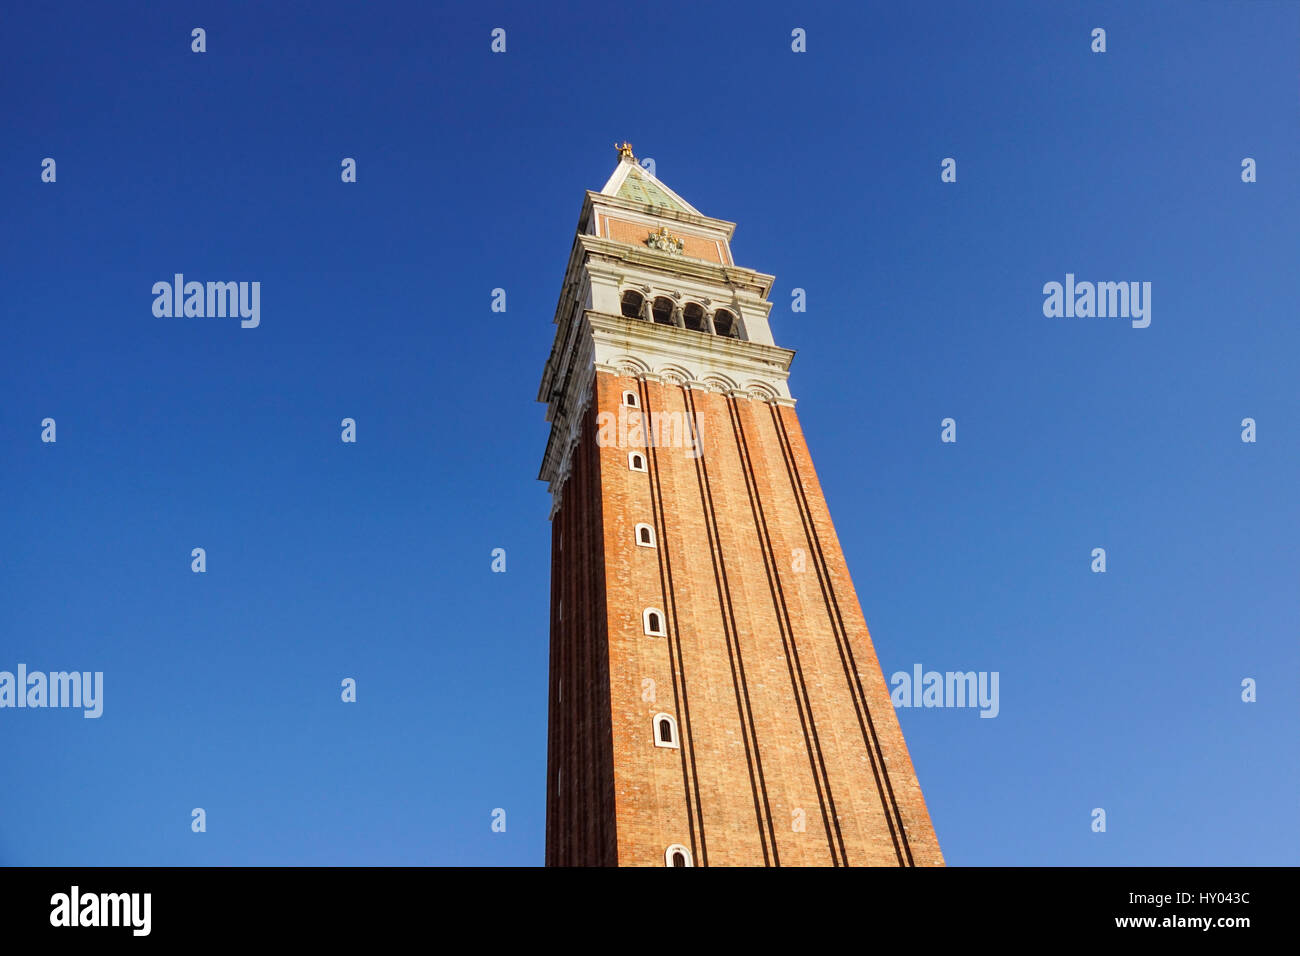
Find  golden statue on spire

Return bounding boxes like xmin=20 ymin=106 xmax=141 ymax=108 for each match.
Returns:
xmin=615 ymin=141 xmax=636 ymax=162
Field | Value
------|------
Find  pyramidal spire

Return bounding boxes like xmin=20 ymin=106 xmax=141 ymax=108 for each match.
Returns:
xmin=600 ymin=144 xmax=700 ymax=216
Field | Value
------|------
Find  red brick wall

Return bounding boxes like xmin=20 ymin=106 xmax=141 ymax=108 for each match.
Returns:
xmin=546 ymin=373 xmax=943 ymax=867
xmin=545 ymin=399 xmax=617 ymax=866
xmin=604 ymin=217 xmax=725 ymax=264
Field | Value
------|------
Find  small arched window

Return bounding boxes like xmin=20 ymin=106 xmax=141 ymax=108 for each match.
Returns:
xmin=622 ymin=390 xmax=639 ymax=408
xmin=628 ymin=452 xmax=647 ymax=472
xmin=653 ymin=713 xmax=680 ymax=748
xmin=643 ymin=608 xmax=666 ymax=637
xmin=651 ymin=297 xmax=675 ymax=326
xmin=620 ymin=290 xmax=646 ymax=320
xmin=682 ymin=303 xmax=707 ymax=332
xmin=635 ymin=523 xmax=655 ymax=548
xmin=712 ymin=309 xmax=739 ymax=338
xmin=665 ymin=844 xmax=693 ymax=867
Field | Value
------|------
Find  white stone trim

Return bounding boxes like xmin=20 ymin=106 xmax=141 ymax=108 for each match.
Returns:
xmin=588 ymin=313 xmax=793 ymax=399
xmin=643 ymin=607 xmax=666 ymax=637
xmin=653 ymin=713 xmax=680 ymax=749
xmin=538 ymin=162 xmax=792 ymax=517
xmin=540 ymin=311 xmax=795 ymax=514
xmin=665 ymin=844 xmax=693 ymax=867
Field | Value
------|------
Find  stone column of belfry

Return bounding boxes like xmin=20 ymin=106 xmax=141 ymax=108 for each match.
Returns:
xmin=537 ymin=146 xmax=943 ymax=867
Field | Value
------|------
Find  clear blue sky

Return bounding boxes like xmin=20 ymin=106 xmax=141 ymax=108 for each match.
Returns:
xmin=1 ymin=1 xmax=1296 ymax=866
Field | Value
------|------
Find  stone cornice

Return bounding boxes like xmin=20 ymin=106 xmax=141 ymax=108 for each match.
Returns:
xmin=581 ymin=235 xmax=775 ymax=298
xmin=538 ymin=179 xmax=790 ymax=518
xmin=538 ymin=309 xmax=797 ymax=513
xmin=582 ymin=190 xmax=737 ymax=238
xmin=537 ymin=234 xmax=777 ymax=408
xmin=585 ymin=312 xmax=794 ymax=393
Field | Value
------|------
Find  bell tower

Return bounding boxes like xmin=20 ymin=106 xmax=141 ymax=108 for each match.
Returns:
xmin=538 ymin=145 xmax=943 ymax=866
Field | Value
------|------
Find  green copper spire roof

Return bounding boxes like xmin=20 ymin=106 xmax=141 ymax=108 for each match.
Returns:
xmin=616 ymin=167 xmax=688 ymax=212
